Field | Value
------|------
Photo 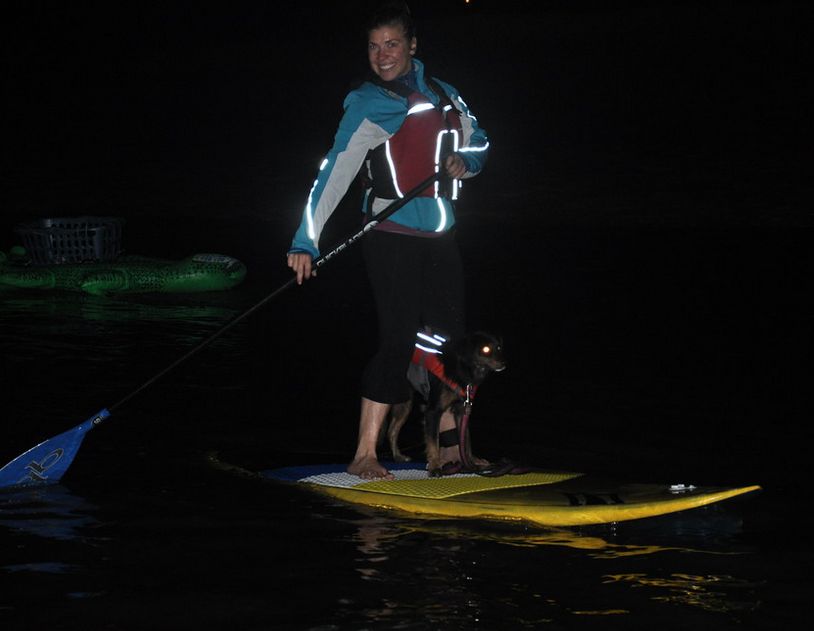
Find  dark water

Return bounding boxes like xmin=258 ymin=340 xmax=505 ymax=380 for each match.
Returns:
xmin=2 ymin=1 xmax=810 ymax=629
xmin=1 ymin=222 xmax=809 ymax=630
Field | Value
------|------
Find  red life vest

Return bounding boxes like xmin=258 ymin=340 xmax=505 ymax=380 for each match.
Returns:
xmin=368 ymin=78 xmax=463 ymax=201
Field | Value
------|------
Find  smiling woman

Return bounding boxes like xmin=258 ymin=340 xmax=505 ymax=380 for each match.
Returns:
xmin=284 ymin=1 xmax=491 ymax=481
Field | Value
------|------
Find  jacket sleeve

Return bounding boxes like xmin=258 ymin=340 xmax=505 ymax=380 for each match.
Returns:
xmin=435 ymin=79 xmax=490 ymax=178
xmin=289 ymin=90 xmax=390 ymax=258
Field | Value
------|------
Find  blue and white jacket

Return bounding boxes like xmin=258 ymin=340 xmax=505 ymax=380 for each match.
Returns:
xmin=289 ymin=59 xmax=490 ymax=259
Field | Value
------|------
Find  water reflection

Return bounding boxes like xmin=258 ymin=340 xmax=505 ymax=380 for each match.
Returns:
xmin=348 ymin=516 xmax=505 ymax=627
xmin=0 ymin=484 xmax=100 ymax=542
xmin=338 ymin=508 xmax=759 ymax=625
xmin=0 ymin=291 xmax=248 ymax=388
xmin=0 ymin=291 xmax=242 ymax=327
xmin=4 ymin=561 xmax=80 ymax=574
xmin=346 ymin=507 xmax=750 ymax=560
xmin=603 ymin=573 xmax=762 ymax=613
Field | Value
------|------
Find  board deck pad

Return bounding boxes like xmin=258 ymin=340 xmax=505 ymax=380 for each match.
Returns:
xmin=262 ymin=462 xmax=761 ymax=527
xmin=267 ymin=463 xmax=580 ymax=499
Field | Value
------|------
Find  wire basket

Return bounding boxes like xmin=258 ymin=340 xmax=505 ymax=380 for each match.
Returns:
xmin=14 ymin=216 xmax=124 ymax=266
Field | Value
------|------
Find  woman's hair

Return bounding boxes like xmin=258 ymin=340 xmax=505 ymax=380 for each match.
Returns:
xmin=366 ymin=2 xmax=415 ymax=40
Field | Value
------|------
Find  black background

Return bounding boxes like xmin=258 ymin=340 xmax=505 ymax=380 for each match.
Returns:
xmin=2 ymin=0 xmax=810 ymax=480
xmin=1 ymin=4 xmax=811 ymax=628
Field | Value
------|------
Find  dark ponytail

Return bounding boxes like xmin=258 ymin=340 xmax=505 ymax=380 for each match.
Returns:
xmin=366 ymin=2 xmax=415 ymax=40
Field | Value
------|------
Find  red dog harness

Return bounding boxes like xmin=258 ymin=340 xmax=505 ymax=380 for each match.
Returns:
xmin=410 ymin=345 xmax=477 ymax=404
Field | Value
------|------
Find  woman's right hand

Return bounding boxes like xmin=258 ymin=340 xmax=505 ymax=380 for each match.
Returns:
xmin=287 ymin=252 xmax=315 ymax=284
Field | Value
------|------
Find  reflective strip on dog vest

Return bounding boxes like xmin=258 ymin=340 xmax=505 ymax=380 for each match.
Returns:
xmin=411 ymin=332 xmax=477 ymax=401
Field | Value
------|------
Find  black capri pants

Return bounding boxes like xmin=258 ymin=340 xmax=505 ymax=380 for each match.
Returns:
xmin=361 ymin=228 xmax=465 ymax=404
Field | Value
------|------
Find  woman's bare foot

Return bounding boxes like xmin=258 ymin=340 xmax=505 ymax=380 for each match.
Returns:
xmin=347 ymin=455 xmax=394 ymax=480
xmin=347 ymin=398 xmax=396 ymax=480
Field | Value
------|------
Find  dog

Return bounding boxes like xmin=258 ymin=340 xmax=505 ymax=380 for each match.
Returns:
xmin=382 ymin=330 xmax=506 ymax=476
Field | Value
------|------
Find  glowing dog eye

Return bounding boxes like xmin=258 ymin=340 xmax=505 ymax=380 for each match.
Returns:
xmin=481 ymin=345 xmax=492 ymax=355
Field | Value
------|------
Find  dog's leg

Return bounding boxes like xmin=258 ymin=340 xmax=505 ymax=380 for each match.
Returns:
xmin=387 ymin=400 xmax=413 ymax=462
xmin=423 ymin=403 xmax=443 ymax=476
xmin=438 ymin=403 xmax=462 ymax=470
xmin=426 ymin=390 xmax=461 ymax=476
xmin=459 ymin=414 xmax=492 ymax=471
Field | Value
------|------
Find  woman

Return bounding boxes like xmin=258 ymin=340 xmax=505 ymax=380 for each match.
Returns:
xmin=287 ymin=4 xmax=489 ymax=479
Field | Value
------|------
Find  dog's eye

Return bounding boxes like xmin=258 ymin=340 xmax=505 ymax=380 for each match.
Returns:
xmin=480 ymin=345 xmax=492 ymax=356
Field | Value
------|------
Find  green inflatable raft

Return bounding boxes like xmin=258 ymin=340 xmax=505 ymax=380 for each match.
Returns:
xmin=0 ymin=249 xmax=247 ymax=295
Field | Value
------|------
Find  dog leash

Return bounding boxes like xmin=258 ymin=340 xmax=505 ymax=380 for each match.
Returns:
xmin=438 ymin=388 xmax=532 ymax=477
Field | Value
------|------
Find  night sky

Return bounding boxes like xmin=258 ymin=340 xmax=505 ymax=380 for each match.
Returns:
xmin=3 ymin=0 xmax=807 ymax=249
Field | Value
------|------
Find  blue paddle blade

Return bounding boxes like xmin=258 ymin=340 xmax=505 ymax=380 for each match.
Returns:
xmin=0 ymin=409 xmax=110 ymax=490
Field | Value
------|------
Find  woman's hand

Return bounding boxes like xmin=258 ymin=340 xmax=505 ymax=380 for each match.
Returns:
xmin=287 ymin=252 xmax=315 ymax=284
xmin=444 ymin=153 xmax=467 ymax=179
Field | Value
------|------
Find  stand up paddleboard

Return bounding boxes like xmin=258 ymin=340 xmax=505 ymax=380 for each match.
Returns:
xmin=262 ymin=462 xmax=760 ymax=527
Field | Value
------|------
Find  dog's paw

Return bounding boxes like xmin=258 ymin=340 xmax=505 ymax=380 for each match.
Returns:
xmin=392 ymin=452 xmax=412 ymax=463
xmin=428 ymin=460 xmax=463 ymax=477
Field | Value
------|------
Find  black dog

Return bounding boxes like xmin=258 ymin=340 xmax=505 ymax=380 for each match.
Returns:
xmin=383 ymin=331 xmax=506 ymax=476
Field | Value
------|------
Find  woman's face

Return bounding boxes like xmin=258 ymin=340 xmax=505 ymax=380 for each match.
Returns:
xmin=368 ymin=24 xmax=416 ymax=82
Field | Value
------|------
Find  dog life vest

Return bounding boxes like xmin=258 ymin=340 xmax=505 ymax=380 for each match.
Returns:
xmin=367 ymin=77 xmax=463 ymax=201
xmin=409 ymin=331 xmax=477 ymax=402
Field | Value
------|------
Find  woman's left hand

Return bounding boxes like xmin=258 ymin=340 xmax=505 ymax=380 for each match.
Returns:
xmin=444 ymin=153 xmax=467 ymax=179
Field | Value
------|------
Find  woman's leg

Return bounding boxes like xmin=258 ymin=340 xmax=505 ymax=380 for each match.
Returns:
xmin=347 ymin=398 xmax=395 ymax=479
xmin=351 ymin=232 xmax=423 ymax=478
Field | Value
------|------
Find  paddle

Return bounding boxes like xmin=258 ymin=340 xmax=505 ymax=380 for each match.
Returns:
xmin=0 ymin=171 xmax=442 ymax=490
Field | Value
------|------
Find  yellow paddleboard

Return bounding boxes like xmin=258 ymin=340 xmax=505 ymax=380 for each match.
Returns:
xmin=261 ymin=463 xmax=760 ymax=527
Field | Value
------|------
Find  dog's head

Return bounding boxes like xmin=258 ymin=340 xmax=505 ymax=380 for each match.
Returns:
xmin=443 ymin=331 xmax=506 ymax=386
